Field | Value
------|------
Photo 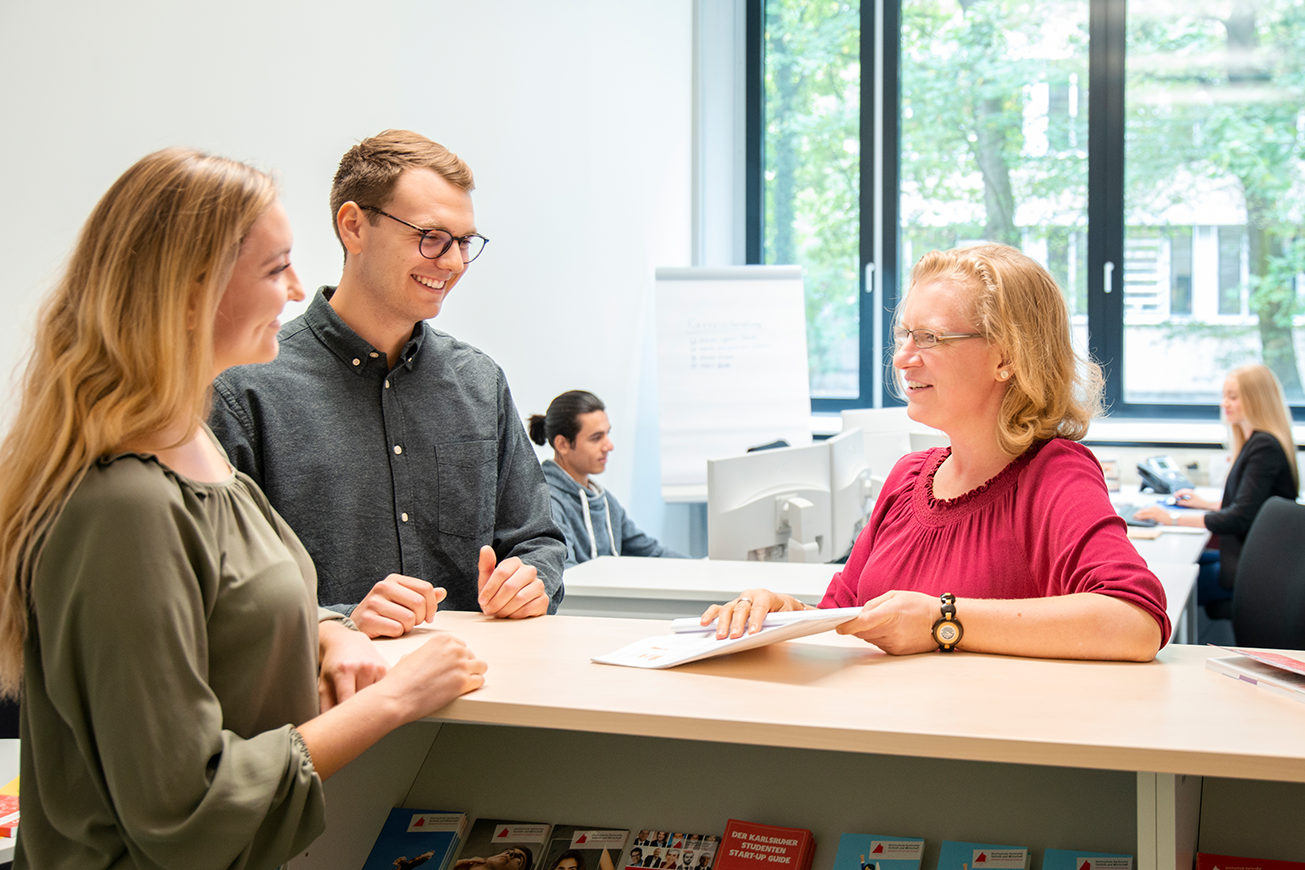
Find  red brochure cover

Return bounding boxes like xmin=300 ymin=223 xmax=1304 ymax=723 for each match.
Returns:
xmin=1197 ymin=854 xmax=1305 ymax=870
xmin=717 ymin=819 xmax=813 ymax=870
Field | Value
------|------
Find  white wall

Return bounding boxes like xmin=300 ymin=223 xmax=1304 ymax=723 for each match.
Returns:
xmin=0 ymin=0 xmax=693 ymax=543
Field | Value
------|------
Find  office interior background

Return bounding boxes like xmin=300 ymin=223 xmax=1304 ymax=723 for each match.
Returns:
xmin=1 ymin=0 xmax=1301 ymax=556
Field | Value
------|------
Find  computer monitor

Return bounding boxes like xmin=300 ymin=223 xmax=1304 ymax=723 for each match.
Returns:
xmin=840 ymin=405 xmax=915 ymax=434
xmin=827 ymin=426 xmax=876 ymax=561
xmin=707 ymin=441 xmax=832 ymax=563
xmin=909 ymin=431 xmax=950 ymax=452
xmin=840 ymin=407 xmax=948 ymax=481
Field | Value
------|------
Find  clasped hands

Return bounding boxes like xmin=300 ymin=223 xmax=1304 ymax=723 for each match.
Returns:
xmin=318 ymin=541 xmax=541 ymax=712
xmin=350 ymin=545 xmax=549 ymax=638
xmin=700 ymin=587 xmax=943 ymax=656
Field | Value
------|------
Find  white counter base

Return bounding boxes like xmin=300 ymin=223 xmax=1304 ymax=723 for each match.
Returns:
xmin=290 ymin=614 xmax=1305 ymax=870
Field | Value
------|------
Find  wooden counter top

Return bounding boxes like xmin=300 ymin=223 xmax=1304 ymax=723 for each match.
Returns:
xmin=374 ymin=612 xmax=1305 ymax=783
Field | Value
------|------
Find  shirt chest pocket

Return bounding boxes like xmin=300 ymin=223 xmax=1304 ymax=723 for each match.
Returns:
xmin=435 ymin=440 xmax=497 ymax=538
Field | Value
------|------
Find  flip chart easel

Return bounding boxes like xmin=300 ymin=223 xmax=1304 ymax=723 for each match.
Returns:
xmin=654 ymin=266 xmax=812 ymax=499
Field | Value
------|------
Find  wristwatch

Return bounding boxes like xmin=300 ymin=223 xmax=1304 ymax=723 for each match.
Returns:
xmin=931 ymin=593 xmax=962 ymax=652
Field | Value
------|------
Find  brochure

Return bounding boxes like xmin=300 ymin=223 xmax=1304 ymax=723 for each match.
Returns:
xmin=1196 ymin=853 xmax=1305 ymax=870
xmin=1206 ymin=653 xmax=1305 ymax=703
xmin=1041 ymin=850 xmax=1132 ymax=870
xmin=591 ymin=607 xmax=863 ymax=669
xmin=1212 ymin=646 xmax=1305 ymax=678
xmin=540 ymin=825 xmax=630 ymax=870
xmin=830 ymin=833 xmax=924 ymax=870
xmin=934 ymin=842 xmax=1030 ymax=870
xmin=453 ymin=819 xmax=552 ymax=870
xmin=621 ymin=832 xmax=722 ymax=870
xmin=361 ymin=809 xmax=467 ymax=870
xmin=717 ymin=819 xmax=814 ymax=870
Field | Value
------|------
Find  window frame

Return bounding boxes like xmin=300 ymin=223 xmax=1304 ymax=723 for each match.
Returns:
xmin=745 ymin=0 xmax=1305 ymax=422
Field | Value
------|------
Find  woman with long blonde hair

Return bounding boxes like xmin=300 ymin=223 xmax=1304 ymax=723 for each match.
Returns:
xmin=0 ymin=148 xmax=486 ymax=869
xmin=1137 ymin=363 xmax=1298 ymax=626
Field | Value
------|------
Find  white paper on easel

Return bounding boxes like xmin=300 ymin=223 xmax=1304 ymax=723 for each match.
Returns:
xmin=654 ymin=266 xmax=812 ymax=491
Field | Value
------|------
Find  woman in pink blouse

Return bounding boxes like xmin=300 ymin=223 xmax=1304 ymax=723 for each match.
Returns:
xmin=702 ymin=244 xmax=1169 ymax=661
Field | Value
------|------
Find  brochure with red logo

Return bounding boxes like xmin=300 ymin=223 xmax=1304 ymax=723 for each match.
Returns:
xmin=934 ymin=841 xmax=1029 ymax=870
xmin=540 ymin=825 xmax=631 ymax=870
xmin=361 ymin=810 xmax=468 ymax=870
xmin=1041 ymin=850 xmax=1132 ymax=870
xmin=453 ymin=819 xmax=553 ymax=870
xmin=831 ymin=833 xmax=924 ymax=870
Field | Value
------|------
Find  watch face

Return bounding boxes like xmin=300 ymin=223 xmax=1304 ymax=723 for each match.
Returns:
xmin=935 ymin=621 xmax=961 ymax=646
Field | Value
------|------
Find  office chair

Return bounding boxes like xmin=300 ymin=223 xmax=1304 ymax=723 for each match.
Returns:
xmin=1232 ymin=496 xmax=1305 ymax=650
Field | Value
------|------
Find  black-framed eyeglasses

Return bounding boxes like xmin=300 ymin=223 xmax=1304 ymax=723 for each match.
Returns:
xmin=360 ymin=206 xmax=488 ymax=263
xmin=892 ymin=327 xmax=985 ymax=349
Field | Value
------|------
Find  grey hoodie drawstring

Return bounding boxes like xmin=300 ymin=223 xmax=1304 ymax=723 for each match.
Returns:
xmin=577 ymin=484 xmax=620 ymax=559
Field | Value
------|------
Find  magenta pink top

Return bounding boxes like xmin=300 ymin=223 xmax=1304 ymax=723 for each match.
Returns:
xmin=819 ymin=438 xmax=1171 ymax=645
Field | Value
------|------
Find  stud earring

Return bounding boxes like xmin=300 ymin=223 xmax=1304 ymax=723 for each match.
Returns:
xmin=1000 ymin=370 xmax=1011 ymax=380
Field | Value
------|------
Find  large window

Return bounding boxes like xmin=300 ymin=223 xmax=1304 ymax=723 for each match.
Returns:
xmin=756 ymin=1 xmax=862 ymax=399
xmin=749 ymin=0 xmax=1305 ymax=416
xmin=1124 ymin=1 xmax=1305 ymax=406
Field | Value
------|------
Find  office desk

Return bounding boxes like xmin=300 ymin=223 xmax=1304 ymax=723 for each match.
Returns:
xmin=1128 ymin=525 xmax=1210 ymax=645
xmin=1130 ymin=527 xmax=1211 ymax=566
xmin=1114 ymin=486 xmax=1222 ymax=508
xmin=560 ymin=556 xmax=1201 ymax=644
xmin=558 ymin=557 xmax=835 ymax=620
xmin=292 ymin=613 xmax=1305 ymax=870
xmin=1116 ymin=486 xmax=1211 ymax=643
xmin=1150 ymin=561 xmax=1200 ymax=644
xmin=1115 ymin=487 xmax=1217 ymax=536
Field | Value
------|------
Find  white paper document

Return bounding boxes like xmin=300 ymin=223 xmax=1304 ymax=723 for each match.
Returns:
xmin=591 ymin=607 xmax=863 ymax=669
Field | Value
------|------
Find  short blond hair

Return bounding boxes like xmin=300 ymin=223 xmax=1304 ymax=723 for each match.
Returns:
xmin=1228 ymin=363 xmax=1299 ymax=489
xmin=900 ymin=244 xmax=1104 ymax=456
xmin=0 ymin=148 xmax=276 ymax=697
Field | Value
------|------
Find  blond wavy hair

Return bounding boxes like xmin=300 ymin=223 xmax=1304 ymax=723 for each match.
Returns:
xmin=1227 ymin=363 xmax=1299 ymax=489
xmin=897 ymin=244 xmax=1105 ymax=456
xmin=0 ymin=148 xmax=277 ymax=697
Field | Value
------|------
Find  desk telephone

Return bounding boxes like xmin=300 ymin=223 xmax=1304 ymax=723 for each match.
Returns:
xmin=1137 ymin=455 xmax=1196 ymax=494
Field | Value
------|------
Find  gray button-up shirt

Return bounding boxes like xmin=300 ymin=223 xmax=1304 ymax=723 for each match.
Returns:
xmin=210 ymin=288 xmax=565 ymax=615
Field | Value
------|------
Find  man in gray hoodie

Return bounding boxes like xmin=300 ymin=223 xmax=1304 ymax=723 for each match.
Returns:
xmin=529 ymin=391 xmax=689 ymax=569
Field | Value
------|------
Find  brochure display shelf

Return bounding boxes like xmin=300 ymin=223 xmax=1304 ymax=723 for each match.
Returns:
xmin=287 ymin=614 xmax=1305 ymax=870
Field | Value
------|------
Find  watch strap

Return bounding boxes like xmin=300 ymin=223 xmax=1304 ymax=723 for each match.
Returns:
xmin=932 ymin=592 xmax=962 ymax=652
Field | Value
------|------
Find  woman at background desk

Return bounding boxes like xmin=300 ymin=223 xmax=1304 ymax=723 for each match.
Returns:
xmin=1135 ymin=364 xmax=1298 ymax=621
xmin=0 ymin=149 xmax=487 ymax=869
xmin=703 ymin=244 xmax=1169 ymax=661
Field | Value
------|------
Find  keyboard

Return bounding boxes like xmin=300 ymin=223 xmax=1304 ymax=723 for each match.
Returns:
xmin=1117 ymin=503 xmax=1158 ymax=527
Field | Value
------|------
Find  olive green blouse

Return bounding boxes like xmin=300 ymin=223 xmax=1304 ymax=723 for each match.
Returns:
xmin=18 ymin=447 xmax=330 ymax=869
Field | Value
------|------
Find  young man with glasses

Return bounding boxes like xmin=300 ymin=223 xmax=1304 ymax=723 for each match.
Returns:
xmin=211 ymin=130 xmax=565 ymax=638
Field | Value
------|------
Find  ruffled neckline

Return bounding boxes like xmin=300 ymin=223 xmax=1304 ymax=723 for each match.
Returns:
xmin=916 ymin=440 xmax=1048 ymax=516
xmin=99 ymin=424 xmax=238 ymax=490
